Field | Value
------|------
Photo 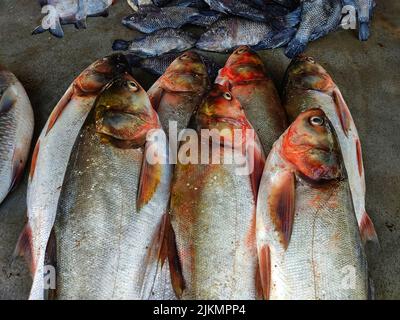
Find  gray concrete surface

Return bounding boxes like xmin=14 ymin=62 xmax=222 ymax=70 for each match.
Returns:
xmin=0 ymin=0 xmax=399 ymax=300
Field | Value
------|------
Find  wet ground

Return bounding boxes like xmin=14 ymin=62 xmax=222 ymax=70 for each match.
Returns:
xmin=0 ymin=0 xmax=399 ymax=300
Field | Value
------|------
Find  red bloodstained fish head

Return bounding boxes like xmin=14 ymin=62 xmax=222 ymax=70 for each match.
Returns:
xmin=284 ymin=55 xmax=335 ymax=93
xmin=196 ymin=84 xmax=252 ymax=146
xmin=95 ymin=73 xmax=159 ymax=149
xmin=75 ymin=53 xmax=130 ymax=95
xmin=281 ymin=109 xmax=342 ymax=182
xmin=216 ymin=46 xmax=269 ymax=86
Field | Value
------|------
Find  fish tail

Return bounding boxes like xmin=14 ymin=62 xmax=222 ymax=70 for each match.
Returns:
xmin=112 ymin=39 xmax=130 ymax=51
xmin=359 ymin=22 xmax=370 ymax=41
xmin=285 ymin=37 xmax=307 ymax=58
xmin=33 ymin=20 xmax=64 ymax=38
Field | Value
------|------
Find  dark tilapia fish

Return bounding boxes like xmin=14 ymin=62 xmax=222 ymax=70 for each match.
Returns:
xmin=33 ymin=0 xmax=115 ymax=38
xmin=196 ymin=17 xmax=296 ymax=53
xmin=112 ymin=29 xmax=196 ymax=58
xmin=122 ymin=6 xmax=214 ymax=33
xmin=285 ymin=0 xmax=342 ymax=58
xmin=128 ymin=52 xmax=221 ymax=81
xmin=344 ymin=0 xmax=376 ymax=40
xmin=204 ymin=0 xmax=268 ymax=21
xmin=128 ymin=0 xmax=208 ymax=10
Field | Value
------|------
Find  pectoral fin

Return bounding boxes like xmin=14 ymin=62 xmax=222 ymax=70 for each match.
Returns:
xmin=0 ymin=87 xmax=16 ymax=114
xmin=14 ymin=222 xmax=35 ymax=275
xmin=258 ymin=245 xmax=271 ymax=300
xmin=137 ymin=159 xmax=162 ymax=212
xmin=268 ymin=170 xmax=296 ymax=250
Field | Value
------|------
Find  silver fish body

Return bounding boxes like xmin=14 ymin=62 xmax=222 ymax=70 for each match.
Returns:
xmin=256 ymin=109 xmax=369 ymax=300
xmin=0 ymin=67 xmax=34 ymax=204
xmin=21 ymin=54 xmax=130 ymax=300
xmin=54 ymin=121 xmax=172 ymax=299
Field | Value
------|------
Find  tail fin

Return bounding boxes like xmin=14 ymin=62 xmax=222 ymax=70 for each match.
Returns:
xmin=112 ymin=39 xmax=130 ymax=51
xmin=285 ymin=37 xmax=308 ymax=59
xmin=359 ymin=22 xmax=370 ymax=41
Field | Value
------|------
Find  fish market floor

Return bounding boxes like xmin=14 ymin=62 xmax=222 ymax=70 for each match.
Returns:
xmin=0 ymin=0 xmax=399 ymax=300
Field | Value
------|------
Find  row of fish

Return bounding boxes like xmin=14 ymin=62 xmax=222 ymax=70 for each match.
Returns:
xmin=3 ymin=48 xmax=377 ymax=299
xmin=32 ymin=1 xmax=376 ymax=58
xmin=115 ymin=0 xmax=376 ymax=59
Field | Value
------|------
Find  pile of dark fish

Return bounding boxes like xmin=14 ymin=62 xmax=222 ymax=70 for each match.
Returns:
xmin=5 ymin=49 xmax=377 ymax=300
xmin=114 ymin=0 xmax=376 ymax=59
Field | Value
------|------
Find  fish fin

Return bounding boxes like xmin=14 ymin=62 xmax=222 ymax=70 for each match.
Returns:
xmin=9 ymin=148 xmax=25 ymax=193
xmin=0 ymin=87 xmax=16 ymax=114
xmin=46 ymin=85 xmax=74 ymax=135
xmin=285 ymin=37 xmax=308 ymax=58
xmin=49 ymin=19 xmax=65 ymax=38
xmin=360 ymin=211 xmax=379 ymax=245
xmin=29 ymin=141 xmax=41 ymax=181
xmin=258 ymin=244 xmax=271 ymax=300
xmin=359 ymin=22 xmax=370 ymax=41
xmin=248 ymin=139 xmax=266 ymax=203
xmin=44 ymin=228 xmax=57 ymax=300
xmin=14 ymin=222 xmax=35 ymax=275
xmin=164 ymin=214 xmax=185 ymax=299
xmin=268 ymin=170 xmax=295 ymax=249
xmin=255 ymin=263 xmax=264 ymax=300
xmin=332 ymin=88 xmax=351 ymax=137
xmin=355 ymin=138 xmax=364 ymax=177
xmin=112 ymin=39 xmax=130 ymax=51
xmin=253 ymin=28 xmax=294 ymax=50
xmin=137 ymin=148 xmax=162 ymax=212
xmin=32 ymin=25 xmax=47 ymax=35
xmin=74 ymin=19 xmax=88 ymax=29
xmin=140 ymin=214 xmax=185 ymax=299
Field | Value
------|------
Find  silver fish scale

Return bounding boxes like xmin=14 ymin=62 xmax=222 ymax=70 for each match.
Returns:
xmin=269 ymin=179 xmax=368 ymax=300
xmin=171 ymin=163 xmax=258 ymax=300
xmin=55 ymin=122 xmax=169 ymax=300
xmin=0 ymin=71 xmax=33 ymax=203
xmin=197 ymin=18 xmax=272 ymax=52
xmin=0 ymin=102 xmax=17 ymax=196
xmin=232 ymin=82 xmax=287 ymax=155
xmin=300 ymin=0 xmax=342 ymax=41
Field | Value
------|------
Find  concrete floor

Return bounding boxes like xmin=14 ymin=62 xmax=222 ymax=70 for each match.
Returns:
xmin=0 ymin=0 xmax=399 ymax=300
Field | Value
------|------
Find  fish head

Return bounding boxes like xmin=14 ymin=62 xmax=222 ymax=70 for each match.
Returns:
xmin=281 ymin=108 xmax=342 ymax=182
xmin=216 ymin=46 xmax=268 ymax=86
xmin=95 ymin=73 xmax=160 ymax=149
xmin=75 ymin=54 xmax=130 ymax=95
xmin=161 ymin=51 xmax=209 ymax=92
xmin=284 ymin=55 xmax=335 ymax=93
xmin=196 ymin=84 xmax=251 ymax=146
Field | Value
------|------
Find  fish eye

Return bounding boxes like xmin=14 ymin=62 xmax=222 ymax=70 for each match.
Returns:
xmin=306 ymin=57 xmax=315 ymax=63
xmin=309 ymin=116 xmax=324 ymax=126
xmin=180 ymin=53 xmax=190 ymax=60
xmin=223 ymin=92 xmax=232 ymax=100
xmin=236 ymin=47 xmax=247 ymax=54
xmin=127 ymin=81 xmax=138 ymax=92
